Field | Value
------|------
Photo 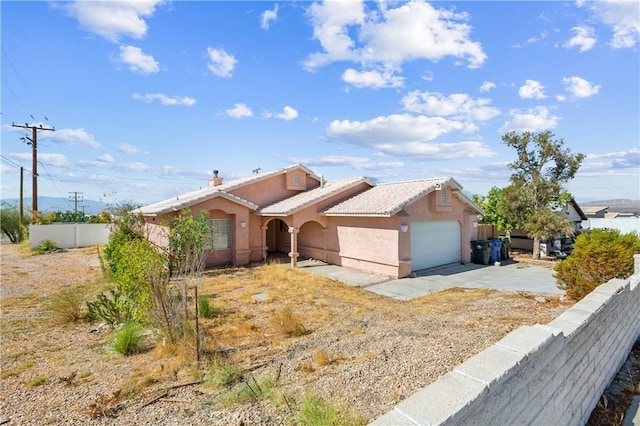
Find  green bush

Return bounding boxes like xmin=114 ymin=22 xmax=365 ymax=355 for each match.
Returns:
xmin=34 ymin=239 xmax=59 ymax=254
xmin=112 ymin=322 xmax=145 ymax=356
xmin=110 ymin=238 xmax=167 ymax=324
xmin=554 ymin=229 xmax=640 ymax=300
xmin=46 ymin=285 xmax=89 ymax=324
xmin=206 ymin=360 xmax=245 ymax=389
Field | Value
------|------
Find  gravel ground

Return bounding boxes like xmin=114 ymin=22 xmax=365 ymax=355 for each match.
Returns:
xmin=0 ymin=242 xmax=578 ymax=425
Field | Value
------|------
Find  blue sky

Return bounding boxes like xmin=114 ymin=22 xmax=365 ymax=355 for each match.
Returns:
xmin=1 ymin=0 xmax=639 ymax=210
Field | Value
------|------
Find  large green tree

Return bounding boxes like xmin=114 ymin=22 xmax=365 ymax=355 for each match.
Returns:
xmin=501 ymin=130 xmax=585 ymax=259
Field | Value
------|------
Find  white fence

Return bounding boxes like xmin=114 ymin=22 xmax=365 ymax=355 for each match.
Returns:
xmin=373 ymin=254 xmax=640 ymax=425
xmin=29 ymin=223 xmax=112 ymax=249
xmin=584 ymin=217 xmax=640 ymax=234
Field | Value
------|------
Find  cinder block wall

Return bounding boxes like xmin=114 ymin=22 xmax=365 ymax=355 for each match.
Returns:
xmin=372 ymin=254 xmax=640 ymax=426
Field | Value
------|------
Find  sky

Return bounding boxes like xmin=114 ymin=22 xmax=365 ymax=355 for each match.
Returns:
xmin=1 ymin=0 xmax=639 ymax=211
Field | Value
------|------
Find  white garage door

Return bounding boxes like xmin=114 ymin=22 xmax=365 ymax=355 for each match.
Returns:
xmin=410 ymin=221 xmax=461 ymax=271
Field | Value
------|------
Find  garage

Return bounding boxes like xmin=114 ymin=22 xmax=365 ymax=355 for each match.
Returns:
xmin=410 ymin=221 xmax=461 ymax=271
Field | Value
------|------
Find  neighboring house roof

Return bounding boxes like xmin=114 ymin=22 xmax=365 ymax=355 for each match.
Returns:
xmin=260 ymin=177 xmax=374 ymax=216
xmin=323 ymin=177 xmax=480 ymax=217
xmin=569 ymin=199 xmax=588 ymax=221
xmin=581 ymin=206 xmax=609 ymax=215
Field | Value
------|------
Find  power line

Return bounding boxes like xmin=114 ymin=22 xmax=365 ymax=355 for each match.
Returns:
xmin=1 ymin=46 xmax=49 ymax=122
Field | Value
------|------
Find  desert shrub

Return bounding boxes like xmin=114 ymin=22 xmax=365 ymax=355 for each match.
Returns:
xmin=555 ymin=229 xmax=640 ymax=300
xmin=33 ymin=239 xmax=59 ymax=254
xmin=198 ymin=295 xmax=218 ymax=319
xmin=86 ymin=288 xmax=132 ymax=325
xmin=103 ymin=206 xmax=145 ymax=274
xmin=46 ymin=284 xmax=89 ymax=324
xmin=112 ymin=322 xmax=145 ymax=356
xmin=295 ymin=393 xmax=367 ymax=426
xmin=273 ymin=306 xmax=307 ymax=337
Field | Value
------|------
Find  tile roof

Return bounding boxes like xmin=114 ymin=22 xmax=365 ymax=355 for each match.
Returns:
xmin=134 ymin=188 xmax=257 ymax=216
xmin=260 ymin=177 xmax=373 ymax=216
xmin=134 ymin=164 xmax=318 ymax=216
xmin=323 ymin=177 xmax=459 ymax=217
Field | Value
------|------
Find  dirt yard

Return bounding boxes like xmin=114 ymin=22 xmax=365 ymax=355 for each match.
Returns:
xmin=0 ymin=242 xmax=587 ymax=424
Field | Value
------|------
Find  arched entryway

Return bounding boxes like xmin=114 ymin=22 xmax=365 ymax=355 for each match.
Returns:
xmin=265 ymin=218 xmax=291 ymax=258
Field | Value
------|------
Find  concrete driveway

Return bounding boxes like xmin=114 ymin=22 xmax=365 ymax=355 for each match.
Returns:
xmin=297 ymin=259 xmax=563 ymax=301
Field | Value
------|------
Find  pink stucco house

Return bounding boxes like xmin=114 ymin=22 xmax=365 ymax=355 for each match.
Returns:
xmin=136 ymin=164 xmax=483 ymax=278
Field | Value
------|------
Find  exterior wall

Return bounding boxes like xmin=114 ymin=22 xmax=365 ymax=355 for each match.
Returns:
xmin=29 ymin=223 xmax=112 ymax=249
xmin=584 ymin=217 xmax=640 ymax=234
xmin=229 ymin=169 xmax=319 ymax=207
xmin=373 ymin=254 xmax=640 ymax=426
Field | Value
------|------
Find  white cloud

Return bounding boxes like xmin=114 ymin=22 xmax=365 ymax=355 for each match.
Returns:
xmin=225 ymin=103 xmax=253 ymax=118
xmin=479 ymin=81 xmax=496 ymax=92
xmin=587 ymin=0 xmax=640 ymax=48
xmin=118 ymin=143 xmax=139 ymax=154
xmin=584 ymin=147 xmax=639 ymax=170
xmin=341 ymin=68 xmax=404 ymax=89
xmin=326 ymin=114 xmax=495 ymax=160
xmin=97 ymin=153 xmax=114 ymax=163
xmin=304 ymin=0 xmax=486 ymax=71
xmin=402 ymin=91 xmax=500 ymax=121
xmin=518 ymin=80 xmax=546 ymax=99
xmin=62 ymin=0 xmax=163 ymax=42
xmin=499 ymin=106 xmax=559 ymax=133
xmin=117 ymin=45 xmax=159 ymax=74
xmin=132 ymin=92 xmax=196 ymax=106
xmin=261 ymin=4 xmax=278 ymax=30
xmin=287 ymin=155 xmax=404 ymax=171
xmin=268 ymin=106 xmax=299 ymax=121
xmin=561 ymin=76 xmax=601 ymax=99
xmin=564 ymin=26 xmax=597 ymax=52
xmin=206 ymin=47 xmax=237 ymax=77
xmin=41 ymin=128 xmax=101 ymax=148
xmin=14 ymin=152 xmax=69 ymax=168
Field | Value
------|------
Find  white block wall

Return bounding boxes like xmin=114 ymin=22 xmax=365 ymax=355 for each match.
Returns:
xmin=372 ymin=254 xmax=640 ymax=426
xmin=29 ymin=223 xmax=112 ymax=249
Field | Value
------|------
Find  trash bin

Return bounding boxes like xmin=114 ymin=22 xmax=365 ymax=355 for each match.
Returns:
xmin=471 ymin=240 xmax=492 ymax=265
xmin=491 ymin=239 xmax=502 ymax=264
xmin=499 ymin=236 xmax=511 ymax=260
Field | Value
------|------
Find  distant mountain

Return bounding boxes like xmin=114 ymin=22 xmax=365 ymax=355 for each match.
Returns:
xmin=1 ymin=196 xmax=108 ymax=216
xmin=579 ymin=199 xmax=640 ymax=213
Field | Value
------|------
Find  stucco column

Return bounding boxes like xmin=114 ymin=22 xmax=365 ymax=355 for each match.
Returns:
xmin=288 ymin=226 xmax=299 ymax=268
xmin=261 ymin=224 xmax=269 ymax=261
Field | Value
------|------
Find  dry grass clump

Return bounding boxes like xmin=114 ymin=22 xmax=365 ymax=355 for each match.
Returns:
xmin=313 ymin=348 xmax=330 ymax=367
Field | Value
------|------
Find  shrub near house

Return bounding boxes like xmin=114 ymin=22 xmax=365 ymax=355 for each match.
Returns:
xmin=554 ymin=229 xmax=640 ymax=300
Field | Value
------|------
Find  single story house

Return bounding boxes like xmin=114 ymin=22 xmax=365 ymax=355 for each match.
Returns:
xmin=135 ymin=164 xmax=483 ymax=278
xmin=582 ymin=205 xmax=609 ymax=219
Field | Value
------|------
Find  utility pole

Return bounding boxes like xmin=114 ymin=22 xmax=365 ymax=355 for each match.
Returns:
xmin=69 ymin=191 xmax=83 ymax=213
xmin=19 ymin=167 xmax=24 ymax=242
xmin=12 ymin=123 xmax=55 ymax=221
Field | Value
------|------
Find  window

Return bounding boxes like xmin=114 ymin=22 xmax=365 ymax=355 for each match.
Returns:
xmin=210 ymin=219 xmax=232 ymax=250
xmin=294 ymin=173 xmax=300 ymax=185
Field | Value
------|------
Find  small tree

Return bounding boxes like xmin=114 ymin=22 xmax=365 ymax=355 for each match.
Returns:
xmin=472 ymin=186 xmax=515 ymax=232
xmin=163 ymin=209 xmax=213 ymax=359
xmin=554 ymin=229 xmax=640 ymax=300
xmin=501 ymin=130 xmax=585 ymax=259
xmin=0 ymin=202 xmax=30 ymax=243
